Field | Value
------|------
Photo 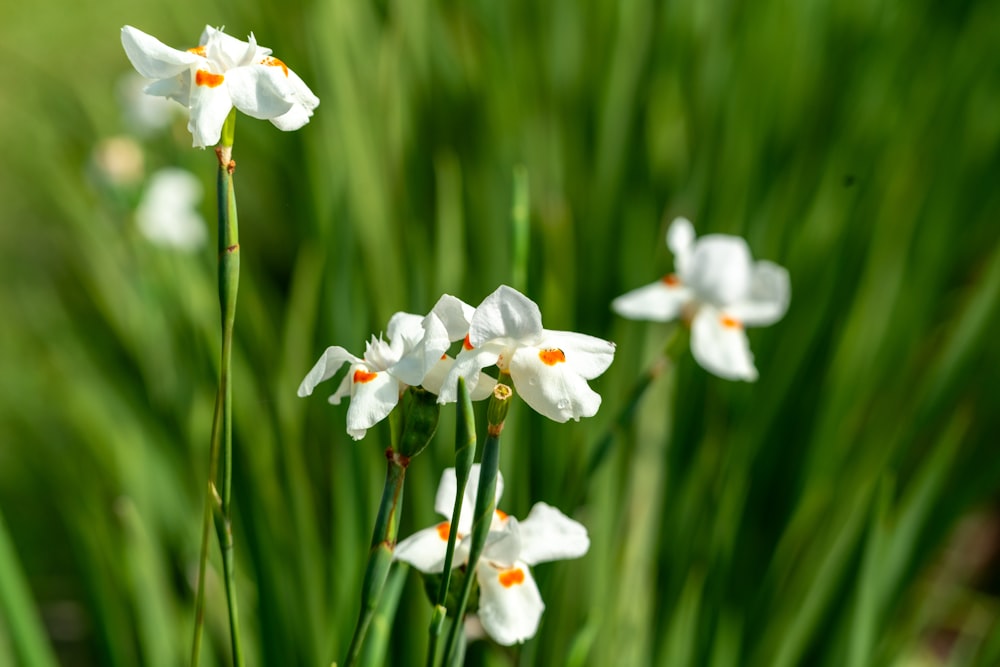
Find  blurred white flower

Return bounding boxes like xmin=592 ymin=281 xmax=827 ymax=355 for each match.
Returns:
xmin=395 ymin=464 xmax=590 ymax=646
xmin=91 ymin=135 xmax=145 ymax=187
xmin=436 ymin=285 xmax=616 ymax=422
xmin=117 ymin=72 xmax=180 ymax=136
xmin=612 ymin=217 xmax=790 ymax=381
xmin=135 ymin=168 xmax=207 ymax=250
xmin=121 ymin=25 xmax=320 ymax=148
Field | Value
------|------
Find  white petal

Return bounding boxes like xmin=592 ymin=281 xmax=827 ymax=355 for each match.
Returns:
xmin=202 ymin=26 xmax=268 ymax=69
xmin=430 ymin=294 xmax=476 ymax=341
xmin=611 ymin=279 xmax=690 ymax=322
xmin=393 ymin=524 xmax=451 ymax=573
xmin=476 ymin=560 xmax=544 ymax=645
xmin=726 ymin=260 xmax=790 ymax=327
xmin=436 ymin=343 xmax=502 ymax=404
xmin=187 ymin=84 xmax=233 ymax=148
xmin=298 ymin=346 xmax=360 ymax=396
xmin=517 ymin=503 xmax=590 ymax=566
xmin=538 ymin=330 xmax=615 ymax=380
xmin=328 ymin=372 xmax=352 ymax=405
xmin=433 ymin=464 xmax=504 ymax=534
xmin=144 ymin=73 xmax=192 ymax=107
xmin=482 ymin=516 xmax=522 ymax=567
xmin=690 ymin=308 xmax=758 ymax=381
xmin=121 ymin=26 xmax=202 ymax=80
xmin=135 ymin=168 xmax=206 ymax=250
xmin=469 ymin=285 xmax=543 ymax=347
xmin=269 ymin=103 xmax=314 ymax=131
xmin=344 ymin=365 xmax=401 ymax=439
xmin=226 ymin=65 xmax=295 ymax=120
xmin=509 ymin=346 xmax=603 ymax=421
xmin=682 ymin=235 xmax=753 ymax=307
xmin=667 ymin=216 xmax=696 ymax=276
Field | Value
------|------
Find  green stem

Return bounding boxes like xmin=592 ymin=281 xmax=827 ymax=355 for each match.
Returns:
xmin=426 ymin=378 xmax=477 ymax=667
xmin=442 ymin=380 xmax=511 ymax=665
xmin=344 ymin=449 xmax=409 ymax=667
xmin=190 ymin=111 xmax=244 ymax=667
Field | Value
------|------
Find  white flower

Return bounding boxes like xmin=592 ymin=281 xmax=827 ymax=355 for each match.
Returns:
xmin=297 ymin=311 xmax=450 ymax=440
xmin=395 ymin=465 xmax=590 ymax=646
xmin=612 ymin=217 xmax=790 ymax=381
xmin=418 ymin=295 xmax=497 ymax=401
xmin=121 ymin=25 xmax=319 ymax=148
xmin=437 ymin=286 xmax=616 ymax=422
xmin=135 ymin=168 xmax=207 ymax=250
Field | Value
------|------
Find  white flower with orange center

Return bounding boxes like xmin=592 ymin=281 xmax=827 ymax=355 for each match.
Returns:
xmin=437 ymin=285 xmax=616 ymax=422
xmin=121 ymin=25 xmax=319 ymax=148
xmin=612 ymin=217 xmax=790 ymax=381
xmin=394 ymin=465 xmax=590 ymax=646
xmin=297 ymin=311 xmax=451 ymax=440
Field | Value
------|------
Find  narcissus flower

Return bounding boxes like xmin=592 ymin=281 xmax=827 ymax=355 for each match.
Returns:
xmin=298 ymin=311 xmax=450 ymax=440
xmin=395 ymin=465 xmax=590 ymax=645
xmin=437 ymin=286 xmax=616 ymax=422
xmin=612 ymin=217 xmax=790 ymax=381
xmin=121 ymin=25 xmax=319 ymax=148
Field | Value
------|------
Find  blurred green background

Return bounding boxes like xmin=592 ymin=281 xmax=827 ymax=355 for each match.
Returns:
xmin=2 ymin=0 xmax=999 ymax=665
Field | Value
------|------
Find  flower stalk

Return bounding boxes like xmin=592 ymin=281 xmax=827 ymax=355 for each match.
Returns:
xmin=343 ymin=387 xmax=440 ymax=666
xmin=441 ymin=377 xmax=512 ymax=666
xmin=190 ymin=110 xmax=244 ymax=667
xmin=426 ymin=378 xmax=477 ymax=667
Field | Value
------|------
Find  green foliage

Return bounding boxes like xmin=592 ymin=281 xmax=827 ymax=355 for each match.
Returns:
xmin=2 ymin=0 xmax=999 ymax=665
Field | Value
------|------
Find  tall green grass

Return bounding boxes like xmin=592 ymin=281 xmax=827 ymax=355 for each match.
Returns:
xmin=1 ymin=0 xmax=999 ymax=665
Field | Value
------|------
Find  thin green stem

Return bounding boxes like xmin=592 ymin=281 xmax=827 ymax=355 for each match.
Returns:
xmin=190 ymin=111 xmax=244 ymax=667
xmin=343 ymin=449 xmax=409 ymax=667
xmin=442 ymin=381 xmax=511 ymax=666
xmin=426 ymin=378 xmax=477 ymax=667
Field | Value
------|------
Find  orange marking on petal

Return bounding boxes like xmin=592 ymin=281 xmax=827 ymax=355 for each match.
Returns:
xmin=353 ymin=369 xmax=378 ymax=384
xmin=195 ymin=69 xmax=225 ymax=88
xmin=436 ymin=521 xmax=451 ymax=540
xmin=187 ymin=45 xmax=206 ymax=56
xmin=440 ymin=353 xmax=448 ymax=360
xmin=720 ymin=315 xmax=742 ymax=329
xmin=538 ymin=348 xmax=566 ymax=366
xmin=463 ymin=334 xmax=474 ymax=351
xmin=494 ymin=509 xmax=508 ymax=520
xmin=261 ymin=56 xmax=289 ymax=76
xmin=661 ymin=273 xmax=680 ymax=286
xmin=498 ymin=567 xmax=525 ymax=588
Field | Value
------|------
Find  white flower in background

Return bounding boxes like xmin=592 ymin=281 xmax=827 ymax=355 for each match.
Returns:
xmin=136 ymin=168 xmax=207 ymax=250
xmin=121 ymin=25 xmax=319 ymax=148
xmin=612 ymin=217 xmax=790 ymax=381
xmin=395 ymin=465 xmax=590 ymax=645
xmin=437 ymin=286 xmax=616 ymax=422
xmin=91 ymin=135 xmax=145 ymax=188
xmin=298 ymin=310 xmax=452 ymax=440
xmin=117 ymin=72 xmax=181 ymax=136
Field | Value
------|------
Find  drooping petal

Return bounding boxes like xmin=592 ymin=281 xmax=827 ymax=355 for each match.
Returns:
xmin=690 ymin=308 xmax=758 ymax=381
xmin=517 ymin=503 xmax=590 ymax=566
xmin=144 ymin=72 xmax=192 ymax=107
xmin=344 ymin=365 xmax=401 ymax=439
xmin=266 ymin=66 xmax=319 ymax=131
xmin=538 ymin=330 xmax=616 ymax=380
xmin=187 ymin=83 xmax=233 ymax=148
xmin=469 ymin=285 xmax=543 ymax=347
xmin=667 ymin=216 xmax=696 ymax=277
xmin=508 ymin=345 xmax=603 ymax=422
xmin=269 ymin=103 xmax=314 ymax=131
xmin=297 ymin=346 xmax=361 ymax=397
xmin=726 ymin=260 xmax=790 ymax=327
xmin=381 ymin=311 xmax=445 ymax=387
xmin=430 ymin=294 xmax=477 ymax=342
xmin=225 ymin=65 xmax=295 ymax=121
xmin=611 ymin=279 xmax=691 ymax=323
xmin=328 ymin=372 xmax=352 ymax=405
xmin=436 ymin=342 xmax=503 ymax=404
xmin=476 ymin=560 xmax=544 ymax=646
xmin=394 ymin=524 xmax=452 ymax=573
xmin=682 ymin=234 xmax=753 ymax=307
xmin=121 ymin=26 xmax=203 ymax=79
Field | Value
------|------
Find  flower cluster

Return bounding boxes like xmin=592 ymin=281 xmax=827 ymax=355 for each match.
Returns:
xmin=612 ymin=217 xmax=790 ymax=381
xmin=394 ymin=465 xmax=590 ymax=645
xmin=299 ymin=286 xmax=616 ymax=439
xmin=121 ymin=25 xmax=319 ymax=148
